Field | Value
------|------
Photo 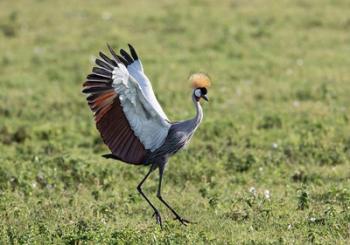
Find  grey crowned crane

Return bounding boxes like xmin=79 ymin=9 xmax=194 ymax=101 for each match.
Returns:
xmin=82 ymin=44 xmax=210 ymax=227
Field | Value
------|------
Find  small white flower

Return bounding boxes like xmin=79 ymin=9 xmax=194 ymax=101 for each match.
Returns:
xmin=296 ymin=59 xmax=304 ymax=66
xmin=264 ymin=190 xmax=271 ymax=199
xmin=309 ymin=217 xmax=316 ymax=222
xmin=101 ymin=11 xmax=112 ymax=20
xmin=286 ymin=69 xmax=293 ymax=75
xmin=249 ymin=187 xmax=256 ymax=196
xmin=288 ymin=224 xmax=292 ymax=230
xmin=236 ymin=88 xmax=241 ymax=96
xmin=33 ymin=47 xmax=44 ymax=55
xmin=32 ymin=182 xmax=37 ymax=188
xmin=272 ymin=143 xmax=278 ymax=149
xmin=293 ymin=100 xmax=300 ymax=107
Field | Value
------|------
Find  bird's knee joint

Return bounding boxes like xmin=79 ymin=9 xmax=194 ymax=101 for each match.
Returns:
xmin=156 ymin=193 xmax=162 ymax=199
xmin=137 ymin=186 xmax=142 ymax=192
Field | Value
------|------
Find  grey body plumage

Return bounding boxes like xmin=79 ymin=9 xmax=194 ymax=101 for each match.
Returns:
xmin=145 ymin=93 xmax=203 ymax=167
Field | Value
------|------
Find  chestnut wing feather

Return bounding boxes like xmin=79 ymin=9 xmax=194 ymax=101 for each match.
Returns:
xmin=82 ymin=51 xmax=147 ymax=164
xmin=96 ymin=98 xmax=146 ymax=164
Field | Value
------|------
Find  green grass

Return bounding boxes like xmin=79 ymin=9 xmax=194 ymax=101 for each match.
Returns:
xmin=1 ymin=0 xmax=350 ymax=243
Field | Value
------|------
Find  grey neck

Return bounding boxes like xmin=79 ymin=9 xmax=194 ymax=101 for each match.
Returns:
xmin=192 ymin=93 xmax=203 ymax=126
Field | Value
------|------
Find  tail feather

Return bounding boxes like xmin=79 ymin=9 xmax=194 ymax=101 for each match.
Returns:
xmin=102 ymin=153 xmax=121 ymax=160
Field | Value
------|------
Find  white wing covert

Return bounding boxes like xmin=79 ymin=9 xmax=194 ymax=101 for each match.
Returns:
xmin=109 ymin=45 xmax=171 ymax=151
xmin=114 ymin=44 xmax=169 ymax=120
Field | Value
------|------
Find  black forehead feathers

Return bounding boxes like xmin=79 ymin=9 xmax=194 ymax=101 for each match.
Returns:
xmin=200 ymin=87 xmax=207 ymax=95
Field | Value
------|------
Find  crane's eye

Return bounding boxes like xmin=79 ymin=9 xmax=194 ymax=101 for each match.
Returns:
xmin=200 ymin=87 xmax=207 ymax=95
xmin=194 ymin=89 xmax=201 ymax=97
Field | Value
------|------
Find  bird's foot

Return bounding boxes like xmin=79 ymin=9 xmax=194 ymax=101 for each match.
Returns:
xmin=152 ymin=211 xmax=163 ymax=228
xmin=174 ymin=215 xmax=191 ymax=226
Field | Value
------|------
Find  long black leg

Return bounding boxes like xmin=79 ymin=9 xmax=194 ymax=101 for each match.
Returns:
xmin=137 ymin=166 xmax=162 ymax=227
xmin=156 ymin=164 xmax=190 ymax=226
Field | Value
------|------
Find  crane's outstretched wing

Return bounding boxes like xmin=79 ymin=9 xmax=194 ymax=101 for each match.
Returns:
xmin=82 ymin=45 xmax=171 ymax=164
xmin=114 ymin=44 xmax=169 ymax=120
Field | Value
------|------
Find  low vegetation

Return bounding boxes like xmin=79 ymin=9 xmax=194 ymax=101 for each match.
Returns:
xmin=0 ymin=0 xmax=349 ymax=243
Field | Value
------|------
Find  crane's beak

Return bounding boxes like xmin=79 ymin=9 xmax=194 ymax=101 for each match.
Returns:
xmin=202 ymin=94 xmax=209 ymax=101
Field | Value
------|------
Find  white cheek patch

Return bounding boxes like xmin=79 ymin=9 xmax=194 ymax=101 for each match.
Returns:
xmin=194 ymin=89 xmax=201 ymax=97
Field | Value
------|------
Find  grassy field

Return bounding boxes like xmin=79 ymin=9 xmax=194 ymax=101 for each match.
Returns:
xmin=1 ymin=0 xmax=350 ymax=243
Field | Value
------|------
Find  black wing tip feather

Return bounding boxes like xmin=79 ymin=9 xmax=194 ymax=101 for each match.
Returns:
xmin=106 ymin=43 xmax=113 ymax=52
xmin=106 ymin=43 xmax=113 ymax=53
xmin=120 ymin=49 xmax=133 ymax=63
xmin=116 ymin=54 xmax=129 ymax=66
xmin=106 ymin=43 xmax=125 ymax=64
xmin=82 ymin=86 xmax=112 ymax=94
xmin=83 ymin=43 xmax=140 ymax=94
xmin=128 ymin=43 xmax=139 ymax=60
xmin=105 ymin=43 xmax=140 ymax=66
xmin=99 ymin=51 xmax=118 ymax=67
xmin=95 ymin=58 xmax=113 ymax=71
xmin=86 ymin=73 xmax=110 ymax=81
xmin=92 ymin=67 xmax=112 ymax=77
